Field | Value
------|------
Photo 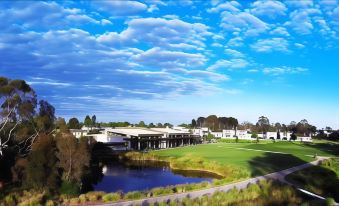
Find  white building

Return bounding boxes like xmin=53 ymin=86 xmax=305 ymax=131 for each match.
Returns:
xmin=222 ymin=130 xmax=252 ymax=139
xmin=192 ymin=127 xmax=210 ymax=137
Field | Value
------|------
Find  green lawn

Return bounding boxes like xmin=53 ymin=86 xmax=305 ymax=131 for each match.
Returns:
xmin=153 ymin=141 xmax=339 ymax=176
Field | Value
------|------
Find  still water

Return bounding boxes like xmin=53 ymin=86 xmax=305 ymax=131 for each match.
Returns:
xmin=94 ymin=161 xmax=220 ymax=193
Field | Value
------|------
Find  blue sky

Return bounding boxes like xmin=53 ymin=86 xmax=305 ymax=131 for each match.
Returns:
xmin=0 ymin=0 xmax=338 ymax=128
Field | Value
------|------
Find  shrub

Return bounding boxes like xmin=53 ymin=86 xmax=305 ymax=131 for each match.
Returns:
xmin=59 ymin=181 xmax=80 ymax=198
xmin=102 ymin=193 xmax=121 ymax=202
xmin=326 ymin=198 xmax=336 ymax=206
xmin=124 ymin=191 xmax=145 ymax=200
xmin=45 ymin=200 xmax=54 ymax=206
xmin=85 ymin=191 xmax=105 ymax=201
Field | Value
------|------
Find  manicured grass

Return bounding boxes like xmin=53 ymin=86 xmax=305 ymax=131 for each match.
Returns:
xmin=153 ymin=141 xmax=339 ymax=176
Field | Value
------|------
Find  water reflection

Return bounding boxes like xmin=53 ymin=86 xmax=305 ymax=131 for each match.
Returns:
xmin=93 ymin=160 xmax=219 ymax=193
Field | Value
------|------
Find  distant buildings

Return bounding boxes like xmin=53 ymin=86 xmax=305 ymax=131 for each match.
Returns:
xmin=71 ymin=126 xmax=200 ymax=150
xmin=70 ymin=124 xmax=313 ymax=151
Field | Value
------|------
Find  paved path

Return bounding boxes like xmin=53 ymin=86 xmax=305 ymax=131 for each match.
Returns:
xmin=94 ymin=157 xmax=336 ymax=206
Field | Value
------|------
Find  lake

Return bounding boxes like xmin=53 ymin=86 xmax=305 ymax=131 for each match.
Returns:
xmin=93 ymin=161 xmax=220 ymax=193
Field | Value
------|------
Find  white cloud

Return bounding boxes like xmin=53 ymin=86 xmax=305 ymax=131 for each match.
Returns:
xmin=285 ymin=8 xmax=322 ymax=35
xmin=101 ymin=19 xmax=113 ymax=25
xmin=174 ymin=68 xmax=230 ymax=81
xmin=163 ymin=14 xmax=179 ymax=19
xmin=220 ymin=11 xmax=268 ymax=36
xmin=251 ymin=38 xmax=289 ymax=53
xmin=224 ymin=48 xmax=244 ymax=58
xmin=207 ymin=1 xmax=241 ymax=13
xmin=250 ymin=0 xmax=287 ymax=18
xmin=148 ymin=4 xmax=159 ymax=13
xmin=132 ymin=47 xmax=207 ymax=68
xmin=97 ymin=17 xmax=211 ymax=49
xmin=294 ymin=43 xmax=305 ymax=48
xmin=93 ymin=1 xmax=148 ymax=16
xmin=263 ymin=67 xmax=308 ymax=75
xmin=207 ymin=59 xmax=249 ymax=71
xmin=227 ymin=37 xmax=243 ymax=47
xmin=270 ymin=27 xmax=290 ymax=36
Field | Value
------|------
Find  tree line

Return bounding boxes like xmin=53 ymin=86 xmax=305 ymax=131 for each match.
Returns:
xmin=189 ymin=115 xmax=320 ymax=137
xmin=0 ymin=76 xmax=93 ymax=197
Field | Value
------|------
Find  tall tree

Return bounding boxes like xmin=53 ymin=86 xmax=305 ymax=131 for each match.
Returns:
xmin=137 ymin=121 xmax=146 ymax=127
xmin=68 ymin=117 xmax=81 ymax=129
xmin=91 ymin=115 xmax=96 ymax=128
xmin=0 ymin=77 xmax=38 ymax=156
xmin=191 ymin=119 xmax=197 ymax=128
xmin=257 ymin=116 xmax=270 ymax=137
xmin=56 ymin=133 xmax=90 ymax=184
xmin=24 ymin=134 xmax=59 ymax=191
xmin=228 ymin=117 xmax=239 ymax=136
xmin=205 ymin=115 xmax=219 ymax=131
xmin=84 ymin=115 xmax=92 ymax=129
xmin=197 ymin=117 xmax=205 ymax=128
xmin=35 ymin=100 xmax=55 ymax=133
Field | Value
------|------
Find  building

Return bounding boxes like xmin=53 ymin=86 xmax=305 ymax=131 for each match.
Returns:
xmin=70 ymin=129 xmax=87 ymax=138
xmin=222 ymin=130 xmax=251 ymax=139
xmin=100 ymin=127 xmax=200 ymax=150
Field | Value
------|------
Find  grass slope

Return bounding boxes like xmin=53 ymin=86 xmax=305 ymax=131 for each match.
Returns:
xmin=153 ymin=141 xmax=339 ymax=176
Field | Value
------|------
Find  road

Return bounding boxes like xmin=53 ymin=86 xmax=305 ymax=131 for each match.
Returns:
xmin=94 ymin=156 xmax=337 ymax=206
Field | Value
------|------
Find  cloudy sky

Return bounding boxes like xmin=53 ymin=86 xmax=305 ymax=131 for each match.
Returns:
xmin=0 ymin=0 xmax=338 ymax=128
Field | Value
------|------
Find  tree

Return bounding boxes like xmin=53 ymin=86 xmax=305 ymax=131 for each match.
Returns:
xmin=275 ymin=123 xmax=282 ymax=131
xmin=56 ymin=117 xmax=68 ymax=133
xmin=156 ymin=123 xmax=163 ymax=128
xmin=68 ymin=117 xmax=81 ymax=129
xmin=0 ymin=77 xmax=39 ymax=156
xmin=251 ymin=133 xmax=259 ymax=143
xmin=191 ymin=119 xmax=197 ymax=128
xmin=163 ymin=123 xmax=173 ymax=128
xmin=91 ymin=115 xmax=96 ymax=128
xmin=137 ymin=121 xmax=146 ymax=127
xmin=205 ymin=115 xmax=219 ymax=131
xmin=290 ymin=133 xmax=297 ymax=141
xmin=24 ymin=134 xmax=59 ymax=191
xmin=56 ymin=133 xmax=90 ymax=184
xmin=35 ymin=100 xmax=55 ymax=133
xmin=84 ymin=115 xmax=92 ymax=129
xmin=228 ymin=117 xmax=238 ymax=135
xmin=256 ymin=116 xmax=270 ymax=138
xmin=197 ymin=117 xmax=205 ymax=127
xmin=148 ymin=122 xmax=155 ymax=128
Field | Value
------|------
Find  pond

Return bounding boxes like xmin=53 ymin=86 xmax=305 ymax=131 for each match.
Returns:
xmin=93 ymin=161 xmax=221 ymax=193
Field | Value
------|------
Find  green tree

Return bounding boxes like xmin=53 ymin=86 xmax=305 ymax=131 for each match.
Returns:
xmin=24 ymin=134 xmax=59 ymax=191
xmin=251 ymin=133 xmax=259 ymax=143
xmin=0 ymin=77 xmax=38 ymax=156
xmin=256 ymin=116 xmax=270 ymax=138
xmin=91 ymin=115 xmax=96 ymax=128
xmin=84 ymin=115 xmax=92 ymax=129
xmin=56 ymin=133 xmax=90 ymax=183
xmin=35 ymin=100 xmax=56 ymax=133
xmin=68 ymin=117 xmax=81 ymax=129
xmin=137 ymin=121 xmax=146 ymax=127
xmin=191 ymin=119 xmax=197 ymax=128
xmin=206 ymin=133 xmax=215 ymax=141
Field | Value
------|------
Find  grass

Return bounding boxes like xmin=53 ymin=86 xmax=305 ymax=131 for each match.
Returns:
xmin=152 ymin=141 xmax=339 ymax=176
xmin=146 ymin=180 xmax=320 ymax=206
xmin=286 ymin=158 xmax=339 ymax=202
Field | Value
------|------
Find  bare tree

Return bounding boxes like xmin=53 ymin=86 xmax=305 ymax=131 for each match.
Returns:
xmin=0 ymin=77 xmax=38 ymax=156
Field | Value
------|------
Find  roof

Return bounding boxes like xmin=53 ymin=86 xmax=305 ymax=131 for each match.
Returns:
xmin=150 ymin=128 xmax=190 ymax=134
xmin=106 ymin=128 xmax=164 ymax=137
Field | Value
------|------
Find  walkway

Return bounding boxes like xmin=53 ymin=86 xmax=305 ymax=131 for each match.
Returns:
xmin=95 ymin=157 xmax=337 ymax=206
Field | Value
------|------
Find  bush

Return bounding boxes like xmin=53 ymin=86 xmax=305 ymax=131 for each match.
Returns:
xmin=59 ymin=181 xmax=80 ymax=198
xmin=45 ymin=200 xmax=54 ymax=206
xmin=85 ymin=191 xmax=105 ymax=201
xmin=102 ymin=193 xmax=121 ymax=202
xmin=124 ymin=191 xmax=145 ymax=200
xmin=326 ymin=198 xmax=336 ymax=206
